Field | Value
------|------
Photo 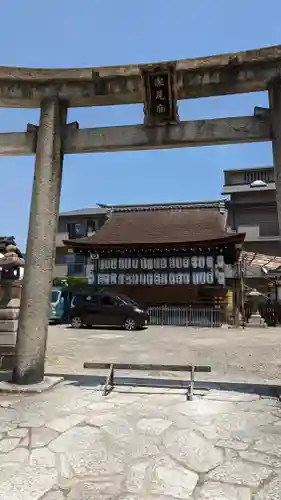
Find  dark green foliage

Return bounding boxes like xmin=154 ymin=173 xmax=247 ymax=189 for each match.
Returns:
xmin=53 ymin=276 xmax=104 ymax=293
xmin=53 ymin=276 xmax=88 ymax=290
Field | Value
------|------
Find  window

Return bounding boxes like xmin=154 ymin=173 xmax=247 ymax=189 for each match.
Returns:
xmin=55 ymin=252 xmax=67 ymax=265
xmin=87 ymin=220 xmax=97 ymax=232
xmin=259 ymin=221 xmax=279 ymax=237
xmin=67 ymin=222 xmax=87 ymax=239
xmin=65 ymin=253 xmax=75 ymax=264
xmin=67 ymin=263 xmax=86 ymax=276
xmin=74 ymin=254 xmax=86 ymax=265
xmin=117 ymin=294 xmax=138 ymax=306
xmin=66 ymin=253 xmax=86 ymax=276
xmin=73 ymin=294 xmax=98 ymax=306
xmin=100 ymin=295 xmax=116 ymax=306
xmin=51 ymin=291 xmax=60 ymax=303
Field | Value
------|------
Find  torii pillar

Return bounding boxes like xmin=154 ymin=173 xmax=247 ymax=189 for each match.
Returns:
xmin=12 ymin=98 xmax=67 ymax=385
xmin=269 ymin=82 xmax=281 ymax=244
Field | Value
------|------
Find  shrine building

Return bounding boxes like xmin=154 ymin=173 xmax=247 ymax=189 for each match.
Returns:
xmin=63 ymin=201 xmax=245 ymax=309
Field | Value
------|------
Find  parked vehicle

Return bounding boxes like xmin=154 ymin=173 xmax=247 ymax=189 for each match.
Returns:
xmin=49 ymin=287 xmax=73 ymax=323
xmin=70 ymin=291 xmax=149 ymax=330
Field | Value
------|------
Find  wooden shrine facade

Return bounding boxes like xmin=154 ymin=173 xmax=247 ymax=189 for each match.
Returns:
xmin=93 ymin=253 xmax=226 ymax=288
xmin=63 ymin=202 xmax=245 ymax=308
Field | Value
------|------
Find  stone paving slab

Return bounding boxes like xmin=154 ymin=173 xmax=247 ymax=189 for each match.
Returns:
xmin=254 ymin=474 xmax=281 ymax=499
xmin=195 ymin=481 xmax=251 ymax=500
xmin=0 ymin=384 xmax=279 ymax=498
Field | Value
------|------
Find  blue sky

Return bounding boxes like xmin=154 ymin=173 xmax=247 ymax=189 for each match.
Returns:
xmin=0 ymin=0 xmax=280 ymax=248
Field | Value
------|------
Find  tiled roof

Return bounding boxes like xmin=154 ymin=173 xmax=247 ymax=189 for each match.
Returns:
xmin=59 ymin=201 xmax=225 ymax=217
xmin=63 ymin=201 xmax=245 ymax=248
xmin=98 ymin=200 xmax=226 ymax=211
xmin=59 ymin=207 xmax=108 ymax=217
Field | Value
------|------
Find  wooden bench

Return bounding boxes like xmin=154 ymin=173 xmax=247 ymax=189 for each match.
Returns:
xmin=83 ymin=362 xmax=211 ymax=400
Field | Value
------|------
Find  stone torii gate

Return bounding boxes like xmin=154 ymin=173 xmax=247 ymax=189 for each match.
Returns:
xmin=2 ymin=44 xmax=281 ymax=385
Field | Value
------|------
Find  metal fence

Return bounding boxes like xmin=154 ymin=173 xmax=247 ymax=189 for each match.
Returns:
xmin=148 ymin=305 xmax=226 ymax=327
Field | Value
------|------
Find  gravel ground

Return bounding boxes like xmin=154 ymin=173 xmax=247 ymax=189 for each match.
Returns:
xmin=46 ymin=324 xmax=281 ymax=385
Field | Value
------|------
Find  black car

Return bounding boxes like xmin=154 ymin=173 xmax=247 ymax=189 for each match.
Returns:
xmin=70 ymin=291 xmax=149 ymax=330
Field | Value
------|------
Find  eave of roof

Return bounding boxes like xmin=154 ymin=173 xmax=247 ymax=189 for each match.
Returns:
xmin=63 ymin=232 xmax=245 ymax=249
xmin=98 ymin=200 xmax=226 ymax=212
xmin=59 ymin=200 xmax=226 ymax=217
xmin=59 ymin=207 xmax=109 ymax=217
xmin=224 ymin=166 xmax=273 ymax=174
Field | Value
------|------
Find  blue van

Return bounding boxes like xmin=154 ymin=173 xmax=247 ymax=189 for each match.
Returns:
xmin=49 ymin=287 xmax=72 ymax=323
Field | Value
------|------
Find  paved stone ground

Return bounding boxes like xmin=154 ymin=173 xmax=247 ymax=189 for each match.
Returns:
xmin=0 ymin=325 xmax=280 ymax=498
xmin=46 ymin=325 xmax=281 ymax=384
xmin=0 ymin=383 xmax=280 ymax=499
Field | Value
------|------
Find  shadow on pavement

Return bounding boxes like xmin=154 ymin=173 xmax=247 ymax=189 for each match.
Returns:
xmin=0 ymin=371 xmax=11 ymax=382
xmin=44 ymin=372 xmax=280 ymax=398
xmin=62 ymin=325 xmax=130 ymax=331
xmin=0 ymin=370 xmax=279 ymax=398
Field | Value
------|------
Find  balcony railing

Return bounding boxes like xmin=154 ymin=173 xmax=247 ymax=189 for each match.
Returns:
xmin=244 ymin=170 xmax=274 ymax=185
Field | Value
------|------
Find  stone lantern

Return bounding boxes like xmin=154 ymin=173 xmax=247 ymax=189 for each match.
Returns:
xmin=0 ymin=244 xmax=25 ymax=363
xmin=247 ymin=289 xmax=266 ymax=327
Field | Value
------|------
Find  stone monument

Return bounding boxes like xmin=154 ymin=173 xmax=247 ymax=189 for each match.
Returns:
xmin=0 ymin=244 xmax=24 ymax=369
